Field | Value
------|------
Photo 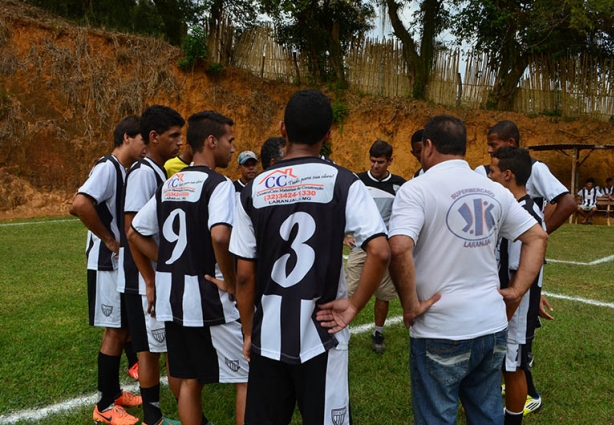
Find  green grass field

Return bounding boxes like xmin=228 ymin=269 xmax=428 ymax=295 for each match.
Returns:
xmin=0 ymin=218 xmax=613 ymax=424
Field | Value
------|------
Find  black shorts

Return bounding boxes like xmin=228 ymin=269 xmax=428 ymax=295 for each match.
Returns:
xmin=165 ymin=321 xmax=221 ymax=383
xmin=245 ymin=349 xmax=351 ymax=425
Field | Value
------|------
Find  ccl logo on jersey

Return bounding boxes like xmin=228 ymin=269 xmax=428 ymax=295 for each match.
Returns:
xmin=446 ymin=192 xmax=500 ymax=244
xmin=258 ymin=168 xmax=298 ymax=189
xmin=168 ymin=173 xmax=185 ymax=188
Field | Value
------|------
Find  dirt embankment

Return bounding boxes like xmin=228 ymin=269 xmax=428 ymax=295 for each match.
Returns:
xmin=0 ymin=1 xmax=612 ymax=220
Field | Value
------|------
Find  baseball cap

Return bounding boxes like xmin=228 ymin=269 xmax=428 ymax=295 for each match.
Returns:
xmin=238 ymin=150 xmax=259 ymax=165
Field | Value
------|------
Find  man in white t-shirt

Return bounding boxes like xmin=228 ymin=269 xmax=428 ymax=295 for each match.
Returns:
xmin=388 ymin=115 xmax=548 ymax=425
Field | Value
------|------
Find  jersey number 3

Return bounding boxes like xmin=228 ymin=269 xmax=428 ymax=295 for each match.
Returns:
xmin=272 ymin=212 xmax=315 ymax=288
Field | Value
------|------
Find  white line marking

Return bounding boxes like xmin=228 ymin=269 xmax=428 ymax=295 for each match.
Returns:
xmin=546 ymin=254 xmax=614 ymax=266
xmin=0 ymin=218 xmax=78 ymax=227
xmin=542 ymin=291 xmax=614 ymax=309
xmin=2 ymin=290 xmax=613 ymax=423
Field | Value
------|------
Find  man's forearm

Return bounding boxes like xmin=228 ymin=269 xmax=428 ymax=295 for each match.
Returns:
xmin=545 ymin=193 xmax=576 ymax=234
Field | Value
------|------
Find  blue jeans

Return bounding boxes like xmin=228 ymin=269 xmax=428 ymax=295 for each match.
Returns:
xmin=410 ymin=330 xmax=507 ymax=425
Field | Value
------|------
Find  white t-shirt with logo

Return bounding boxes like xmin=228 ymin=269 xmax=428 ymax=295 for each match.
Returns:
xmin=389 ymin=160 xmax=536 ymax=340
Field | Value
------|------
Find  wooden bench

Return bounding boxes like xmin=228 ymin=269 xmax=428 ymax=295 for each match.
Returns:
xmin=575 ymin=195 xmax=614 ymax=225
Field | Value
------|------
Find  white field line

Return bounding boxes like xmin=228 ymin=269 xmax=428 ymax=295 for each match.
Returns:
xmin=546 ymin=254 xmax=614 ymax=266
xmin=2 ymin=290 xmax=613 ymax=424
xmin=0 ymin=218 xmax=78 ymax=227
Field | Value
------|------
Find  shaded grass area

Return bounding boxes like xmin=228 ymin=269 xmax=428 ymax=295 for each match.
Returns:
xmin=1 ymin=221 xmax=614 ymax=424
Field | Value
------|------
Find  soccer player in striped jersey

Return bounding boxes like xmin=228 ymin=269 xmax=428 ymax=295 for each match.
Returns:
xmin=70 ymin=116 xmax=145 ymax=425
xmin=489 ymin=146 xmax=546 ymax=425
xmin=344 ymin=139 xmax=405 ymax=354
xmin=120 ymin=105 xmax=185 ymax=425
xmin=476 ymin=120 xmax=573 ymax=413
xmin=230 ymin=90 xmax=390 ymax=425
xmin=128 ymin=110 xmax=248 ymax=425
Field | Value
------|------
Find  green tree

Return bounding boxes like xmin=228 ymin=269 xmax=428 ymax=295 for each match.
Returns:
xmin=260 ymin=0 xmax=375 ymax=84
xmin=381 ymin=0 xmax=448 ymax=100
xmin=452 ymin=0 xmax=614 ymax=110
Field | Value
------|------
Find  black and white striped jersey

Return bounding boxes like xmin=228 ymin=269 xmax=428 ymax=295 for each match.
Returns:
xmin=229 ymin=157 xmax=387 ymax=365
xmin=118 ymin=157 xmax=167 ymax=295
xmin=131 ymin=166 xmax=238 ymax=326
xmin=78 ymin=154 xmax=125 ymax=271
xmin=356 ymin=171 xmax=406 ymax=227
xmin=601 ymin=185 xmax=614 ymax=196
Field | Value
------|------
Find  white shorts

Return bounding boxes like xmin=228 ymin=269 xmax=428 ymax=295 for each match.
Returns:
xmin=88 ymin=269 xmax=123 ymax=328
xmin=579 ymin=204 xmax=596 ymax=212
xmin=126 ymin=293 xmax=168 ymax=353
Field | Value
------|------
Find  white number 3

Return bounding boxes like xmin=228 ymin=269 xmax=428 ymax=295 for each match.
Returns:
xmin=271 ymin=212 xmax=316 ymax=288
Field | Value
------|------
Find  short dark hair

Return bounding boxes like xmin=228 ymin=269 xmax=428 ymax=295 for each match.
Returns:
xmin=491 ymin=146 xmax=532 ymax=186
xmin=283 ymin=90 xmax=332 ymax=145
xmin=488 ymin=120 xmax=521 ymax=147
xmin=260 ymin=137 xmax=286 ymax=168
xmin=411 ymin=129 xmax=424 ymax=147
xmin=369 ymin=139 xmax=393 ymax=159
xmin=607 ymin=177 xmax=612 ymax=183
xmin=187 ymin=111 xmax=234 ymax=153
xmin=113 ymin=116 xmax=140 ymax=147
xmin=423 ymin=115 xmax=466 ymax=156
xmin=586 ymin=177 xmax=595 ymax=185
xmin=140 ymin=105 xmax=185 ymax=145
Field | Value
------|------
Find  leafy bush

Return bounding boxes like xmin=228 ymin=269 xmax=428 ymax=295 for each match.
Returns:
xmin=178 ymin=27 xmax=207 ymax=71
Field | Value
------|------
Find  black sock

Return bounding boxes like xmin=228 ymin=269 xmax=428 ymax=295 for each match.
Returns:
xmin=525 ymin=370 xmax=539 ymax=398
xmin=504 ymin=409 xmax=523 ymax=425
xmin=97 ymin=352 xmax=121 ymax=411
xmin=142 ymin=384 xmax=162 ymax=425
xmin=202 ymin=413 xmax=211 ymax=425
xmin=124 ymin=341 xmax=138 ymax=368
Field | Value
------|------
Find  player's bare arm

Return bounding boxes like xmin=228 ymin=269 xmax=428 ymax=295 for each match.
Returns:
xmin=545 ymin=193 xmax=576 ymax=234
xmin=125 ymin=212 xmax=157 ymax=315
xmin=235 ymin=258 xmax=256 ymax=362
xmin=70 ymin=193 xmax=119 ymax=256
xmin=207 ymin=224 xmax=236 ymax=295
xmin=388 ymin=234 xmax=440 ymax=328
xmin=500 ymin=223 xmax=548 ymax=319
xmin=317 ymin=235 xmax=390 ymax=333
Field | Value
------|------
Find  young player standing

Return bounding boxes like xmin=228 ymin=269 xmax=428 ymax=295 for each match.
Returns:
xmin=230 ymin=89 xmax=390 ymax=425
xmin=128 ymin=110 xmax=248 ymax=425
xmin=70 ymin=116 xmax=145 ymax=425
xmin=488 ymin=146 xmax=545 ymax=425
xmin=119 ymin=105 xmax=185 ymax=425
xmin=344 ymin=139 xmax=405 ymax=353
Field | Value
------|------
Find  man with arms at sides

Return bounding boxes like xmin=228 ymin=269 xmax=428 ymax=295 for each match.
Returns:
xmin=489 ymin=146 xmax=545 ymax=425
xmin=388 ymin=115 xmax=547 ymax=425
xmin=260 ymin=136 xmax=286 ymax=170
xmin=164 ymin=144 xmax=193 ymax=177
xmin=119 ymin=105 xmax=184 ymax=425
xmin=476 ymin=120 xmax=573 ymax=412
xmin=70 ymin=116 xmax=145 ymax=425
xmin=230 ymin=89 xmax=390 ymax=425
xmin=233 ymin=150 xmax=259 ymax=192
xmin=410 ymin=129 xmax=424 ymax=178
xmin=344 ymin=139 xmax=405 ymax=354
xmin=128 ymin=111 xmax=248 ymax=425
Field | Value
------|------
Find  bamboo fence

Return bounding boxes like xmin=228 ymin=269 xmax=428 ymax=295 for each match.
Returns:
xmin=224 ymin=25 xmax=614 ymax=122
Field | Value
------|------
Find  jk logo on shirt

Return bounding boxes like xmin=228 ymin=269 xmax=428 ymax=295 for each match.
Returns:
xmin=446 ymin=193 xmax=500 ymax=241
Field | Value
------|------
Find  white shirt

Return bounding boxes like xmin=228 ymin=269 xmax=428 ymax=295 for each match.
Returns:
xmin=389 ymin=160 xmax=536 ymax=340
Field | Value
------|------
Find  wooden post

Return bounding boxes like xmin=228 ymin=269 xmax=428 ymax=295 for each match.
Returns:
xmin=456 ymin=71 xmax=462 ymax=107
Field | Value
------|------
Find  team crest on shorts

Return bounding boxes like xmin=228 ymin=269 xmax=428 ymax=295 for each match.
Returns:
xmin=331 ymin=406 xmax=347 ymax=425
xmin=224 ymin=358 xmax=240 ymax=372
xmin=152 ymin=328 xmax=166 ymax=343
xmin=101 ymin=304 xmax=113 ymax=317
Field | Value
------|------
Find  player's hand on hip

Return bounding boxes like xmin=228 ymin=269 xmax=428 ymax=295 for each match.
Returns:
xmin=403 ymin=293 xmax=441 ymax=328
xmin=104 ymin=238 xmax=120 ymax=259
xmin=146 ymin=285 xmax=155 ymax=317
xmin=316 ymin=298 xmax=358 ymax=334
xmin=204 ymin=274 xmax=234 ymax=295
